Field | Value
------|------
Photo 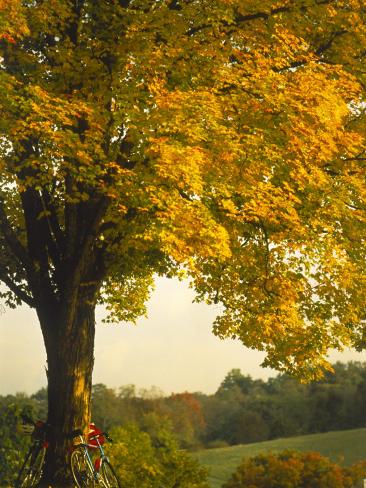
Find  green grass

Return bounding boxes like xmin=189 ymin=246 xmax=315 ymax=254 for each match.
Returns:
xmin=193 ymin=428 xmax=366 ymax=488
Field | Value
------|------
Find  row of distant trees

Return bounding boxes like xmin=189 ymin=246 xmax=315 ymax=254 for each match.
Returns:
xmin=93 ymin=361 xmax=366 ymax=448
xmin=2 ymin=361 xmax=366 ymax=453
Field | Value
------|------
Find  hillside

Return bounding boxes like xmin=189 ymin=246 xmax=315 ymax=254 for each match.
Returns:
xmin=194 ymin=428 xmax=366 ymax=488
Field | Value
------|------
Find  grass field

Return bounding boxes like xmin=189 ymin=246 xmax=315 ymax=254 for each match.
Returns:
xmin=193 ymin=428 xmax=366 ymax=488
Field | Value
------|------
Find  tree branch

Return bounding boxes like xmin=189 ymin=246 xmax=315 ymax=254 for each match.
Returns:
xmin=0 ymin=199 xmax=35 ymax=277
xmin=20 ymin=187 xmax=58 ymax=304
xmin=187 ymin=4 xmax=291 ymax=36
xmin=315 ymin=30 xmax=348 ymax=57
xmin=64 ymin=173 xmax=78 ymax=259
xmin=0 ymin=271 xmax=35 ymax=307
xmin=63 ymin=195 xmax=110 ymax=325
xmin=41 ymin=188 xmax=65 ymax=264
xmin=73 ymin=197 xmax=110 ymax=279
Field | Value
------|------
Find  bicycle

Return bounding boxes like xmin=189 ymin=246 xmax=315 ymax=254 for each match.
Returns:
xmin=15 ymin=415 xmax=50 ymax=488
xmin=70 ymin=426 xmax=121 ymax=487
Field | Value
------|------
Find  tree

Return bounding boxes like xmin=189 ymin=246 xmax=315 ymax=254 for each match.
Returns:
xmin=217 ymin=368 xmax=257 ymax=395
xmin=1 ymin=0 xmax=365 ymax=485
xmin=163 ymin=392 xmax=206 ymax=449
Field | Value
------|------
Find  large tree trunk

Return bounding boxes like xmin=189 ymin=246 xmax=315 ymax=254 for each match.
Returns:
xmin=38 ymin=295 xmax=96 ymax=487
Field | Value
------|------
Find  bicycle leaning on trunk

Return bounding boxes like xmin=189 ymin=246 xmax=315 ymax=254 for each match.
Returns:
xmin=15 ymin=415 xmax=50 ymax=488
xmin=70 ymin=425 xmax=121 ymax=488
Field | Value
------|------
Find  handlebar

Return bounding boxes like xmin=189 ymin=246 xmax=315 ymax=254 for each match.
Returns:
xmin=19 ymin=415 xmax=50 ymax=440
xmin=69 ymin=429 xmax=113 ymax=443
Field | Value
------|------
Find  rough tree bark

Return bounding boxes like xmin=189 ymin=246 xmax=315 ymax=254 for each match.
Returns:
xmin=40 ymin=301 xmax=95 ymax=486
xmin=30 ymin=277 xmax=100 ymax=487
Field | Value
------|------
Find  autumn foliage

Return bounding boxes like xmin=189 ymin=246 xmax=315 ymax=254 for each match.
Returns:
xmin=1 ymin=0 xmax=365 ymax=380
xmin=223 ymin=450 xmax=366 ymax=488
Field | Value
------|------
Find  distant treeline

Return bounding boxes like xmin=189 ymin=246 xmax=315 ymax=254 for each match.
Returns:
xmin=2 ymin=361 xmax=366 ymax=450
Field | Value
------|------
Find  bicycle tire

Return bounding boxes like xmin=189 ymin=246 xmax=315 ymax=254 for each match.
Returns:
xmin=100 ymin=460 xmax=121 ymax=488
xmin=70 ymin=447 xmax=96 ymax=487
xmin=15 ymin=445 xmax=46 ymax=488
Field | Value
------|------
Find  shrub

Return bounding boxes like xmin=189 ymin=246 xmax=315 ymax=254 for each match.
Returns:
xmin=108 ymin=421 xmax=209 ymax=487
xmin=223 ymin=450 xmax=366 ymax=488
xmin=0 ymin=403 xmax=34 ymax=486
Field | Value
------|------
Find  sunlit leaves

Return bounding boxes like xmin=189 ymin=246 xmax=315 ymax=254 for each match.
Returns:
xmin=0 ymin=0 xmax=28 ymax=41
xmin=0 ymin=0 xmax=366 ymax=379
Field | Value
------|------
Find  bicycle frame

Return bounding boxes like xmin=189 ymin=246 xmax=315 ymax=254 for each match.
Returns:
xmin=72 ymin=432 xmax=110 ymax=483
xmin=16 ymin=420 xmax=50 ymax=488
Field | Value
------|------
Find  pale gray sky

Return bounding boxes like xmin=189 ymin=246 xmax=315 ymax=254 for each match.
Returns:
xmin=0 ymin=277 xmax=365 ymax=396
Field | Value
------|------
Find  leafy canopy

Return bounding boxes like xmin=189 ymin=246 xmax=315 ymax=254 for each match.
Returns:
xmin=0 ymin=0 xmax=365 ymax=379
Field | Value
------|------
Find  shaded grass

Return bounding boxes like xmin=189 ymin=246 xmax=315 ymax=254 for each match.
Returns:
xmin=194 ymin=428 xmax=366 ymax=488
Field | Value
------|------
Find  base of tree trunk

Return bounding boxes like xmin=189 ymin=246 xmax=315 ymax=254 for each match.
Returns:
xmin=39 ymin=301 xmax=96 ymax=487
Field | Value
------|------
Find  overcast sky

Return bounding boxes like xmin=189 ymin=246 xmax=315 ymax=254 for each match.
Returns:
xmin=1 ymin=277 xmax=365 ymax=396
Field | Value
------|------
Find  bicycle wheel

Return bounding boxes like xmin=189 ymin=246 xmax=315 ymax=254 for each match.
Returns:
xmin=100 ymin=460 xmax=121 ymax=488
xmin=70 ymin=447 xmax=96 ymax=487
xmin=15 ymin=446 xmax=46 ymax=488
